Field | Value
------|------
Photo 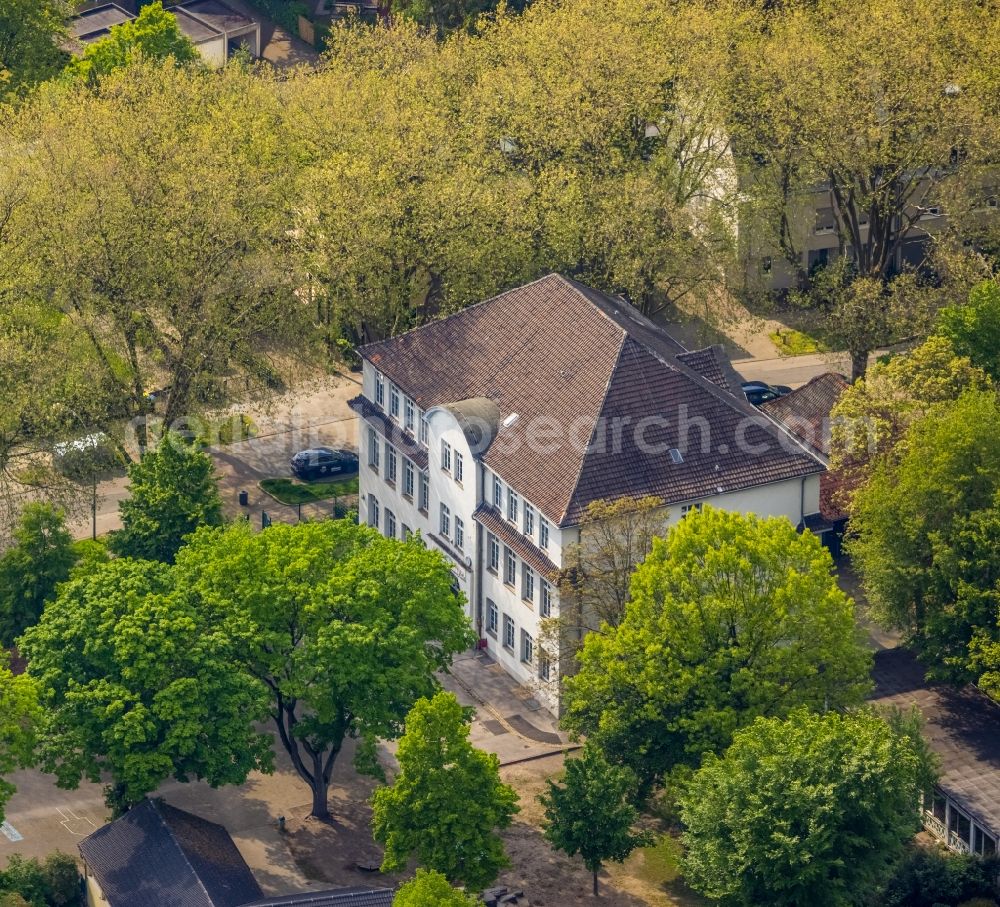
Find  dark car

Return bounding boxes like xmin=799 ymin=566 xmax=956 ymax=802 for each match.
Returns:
xmin=741 ymin=380 xmax=792 ymax=406
xmin=290 ymin=447 xmax=358 ymax=480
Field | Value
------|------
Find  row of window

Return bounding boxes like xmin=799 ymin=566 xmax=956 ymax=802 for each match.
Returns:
xmin=487 ymin=600 xmax=551 ymax=681
xmin=367 ymin=495 xmax=413 ymax=541
xmin=368 ymin=428 xmax=429 ymax=512
xmin=440 ymin=440 xmax=464 ymax=485
xmin=374 ymin=372 xmax=428 ymax=445
xmin=485 ymin=532 xmax=553 ymax=615
xmin=490 ymin=473 xmax=550 ymax=550
xmin=439 ymin=503 xmax=465 ymax=551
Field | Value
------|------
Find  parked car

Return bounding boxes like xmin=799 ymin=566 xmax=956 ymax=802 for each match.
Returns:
xmin=290 ymin=447 xmax=358 ymax=480
xmin=741 ymin=381 xmax=792 ymax=406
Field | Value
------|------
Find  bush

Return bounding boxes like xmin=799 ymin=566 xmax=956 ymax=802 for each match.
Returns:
xmin=0 ymin=853 xmax=82 ymax=906
xmin=879 ymin=846 xmax=1000 ymax=907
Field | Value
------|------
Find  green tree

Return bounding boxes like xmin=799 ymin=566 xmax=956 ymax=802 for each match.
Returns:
xmin=829 ymin=335 xmax=992 ymax=494
xmin=177 ymin=520 xmax=476 ymax=820
xmin=110 ymin=435 xmax=223 ymax=563
xmin=0 ymin=853 xmax=81 ymax=907
xmin=0 ymin=504 xmax=76 ymax=645
xmin=393 ymin=870 xmax=479 ymax=907
xmin=561 ymin=506 xmax=871 ymax=792
xmin=0 ymin=0 xmax=68 ymax=101
xmin=372 ymin=691 xmax=519 ymax=891
xmin=680 ymin=708 xmax=935 ymax=907
xmin=936 ymin=280 xmax=1000 ymax=382
xmin=0 ymin=656 xmax=38 ymax=824
xmin=540 ymin=743 xmax=650 ymax=897
xmin=65 ymin=2 xmax=197 ymax=83
xmin=721 ymin=0 xmax=999 ymax=378
xmin=848 ymin=390 xmax=1000 ymax=687
xmin=18 ymin=558 xmax=272 ymax=815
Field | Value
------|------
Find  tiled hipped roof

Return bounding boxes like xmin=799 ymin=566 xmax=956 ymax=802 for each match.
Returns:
xmin=359 ymin=274 xmax=823 ymax=527
xmin=474 ymin=504 xmax=560 ymax=580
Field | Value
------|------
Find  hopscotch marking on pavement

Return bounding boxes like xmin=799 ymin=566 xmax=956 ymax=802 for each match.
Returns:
xmin=55 ymin=806 xmax=98 ymax=836
xmin=0 ymin=821 xmax=23 ymax=842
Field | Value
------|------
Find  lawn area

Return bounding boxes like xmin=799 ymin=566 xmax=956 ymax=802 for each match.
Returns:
xmin=769 ymin=327 xmax=828 ymax=356
xmin=259 ymin=475 xmax=359 ymax=505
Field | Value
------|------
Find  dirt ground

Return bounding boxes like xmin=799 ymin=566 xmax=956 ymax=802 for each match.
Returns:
xmin=283 ymin=753 xmax=705 ymax=906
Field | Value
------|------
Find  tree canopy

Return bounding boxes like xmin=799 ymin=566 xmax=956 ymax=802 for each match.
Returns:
xmin=680 ymin=708 xmax=937 ymax=907
xmin=0 ymin=656 xmax=39 ymax=824
xmin=65 ymin=2 xmax=197 ymax=84
xmin=561 ymin=506 xmax=871 ymax=791
xmin=372 ymin=691 xmax=519 ymax=891
xmin=19 ymin=557 xmax=273 ymax=814
xmin=177 ymin=520 xmax=476 ymax=819
xmin=110 ymin=435 xmax=223 ymax=563
xmin=541 ymin=743 xmax=650 ymax=896
xmin=936 ymin=280 xmax=1000 ymax=383
xmin=0 ymin=0 xmax=68 ymax=101
xmin=393 ymin=870 xmax=480 ymax=907
xmin=0 ymin=504 xmax=76 ymax=645
xmin=849 ymin=390 xmax=1000 ymax=688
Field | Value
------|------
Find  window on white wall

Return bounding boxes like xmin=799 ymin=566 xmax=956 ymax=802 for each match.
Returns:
xmin=418 ymin=471 xmax=429 ymax=512
xmin=504 ymin=547 xmax=516 ymax=586
xmin=522 ymin=564 xmax=535 ymax=602
xmin=681 ymin=502 xmax=703 ymax=517
xmin=487 ymin=599 xmax=498 ymax=636
xmin=507 ymin=489 xmax=519 ymax=523
xmin=454 ymin=516 xmax=464 ymax=550
xmin=503 ymin=614 xmax=515 ymax=650
xmin=441 ymin=440 xmax=452 ymax=473
xmin=385 ymin=509 xmax=396 ymax=539
xmin=538 ymin=651 xmax=551 ymax=682
xmin=390 ymin=384 xmax=400 ymax=419
xmin=493 ymin=476 xmax=503 ymax=509
xmin=403 ymin=458 xmax=414 ymax=498
xmin=487 ymin=533 xmax=500 ymax=572
xmin=454 ymin=452 xmax=464 ymax=484
xmin=440 ymin=503 xmax=451 ymax=538
xmin=523 ymin=503 xmax=534 ymax=536
xmin=404 ymin=397 xmax=415 ymax=433
xmin=521 ymin=630 xmax=534 ymax=665
xmin=402 ymin=524 xmax=412 ymax=540
xmin=386 ymin=443 xmax=397 ymax=484
xmin=368 ymin=495 xmax=380 ymax=528
xmin=540 ymin=579 xmax=552 ymax=617
xmin=539 ymin=517 xmax=549 ymax=550
xmin=368 ymin=428 xmax=380 ymax=471
xmin=374 ymin=373 xmax=385 ymax=408
xmin=419 ymin=415 xmax=428 ymax=446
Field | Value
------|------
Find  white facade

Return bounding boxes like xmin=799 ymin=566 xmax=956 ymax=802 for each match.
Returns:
xmin=355 ymin=359 xmax=825 ymax=716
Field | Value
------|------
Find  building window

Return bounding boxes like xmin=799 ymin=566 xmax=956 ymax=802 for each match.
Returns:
xmin=523 ymin=503 xmax=534 ymax=537
xmin=441 ymin=440 xmax=452 ymax=473
xmin=538 ymin=650 xmax=551 ymax=682
xmin=504 ymin=547 xmax=516 ymax=586
xmin=375 ymin=373 xmax=385 ymax=407
xmin=487 ymin=533 xmax=500 ymax=573
xmin=368 ymin=495 xmax=379 ymax=528
xmin=454 ymin=452 xmax=464 ymax=484
xmin=419 ymin=415 xmax=428 ymax=446
xmin=418 ymin=471 xmax=429 ymax=513
xmin=390 ymin=384 xmax=400 ymax=419
xmin=487 ymin=599 xmax=498 ymax=636
xmin=507 ymin=489 xmax=518 ymax=523
xmin=540 ymin=579 xmax=552 ymax=617
xmin=385 ymin=509 xmax=396 ymax=539
xmin=404 ymin=397 xmax=415 ymax=433
xmin=503 ymin=614 xmax=515 ymax=650
xmin=520 ymin=630 xmax=534 ymax=664
xmin=493 ymin=476 xmax=503 ymax=509
xmin=401 ymin=523 xmax=412 ymax=540
xmin=454 ymin=516 xmax=464 ymax=551
xmin=440 ymin=503 xmax=451 ymax=538
xmin=539 ymin=517 xmax=549 ymax=550
xmin=975 ymin=826 xmax=997 ymax=857
xmin=385 ymin=443 xmax=397 ymax=484
xmin=681 ymin=502 xmax=702 ymax=517
xmin=403 ymin=458 xmax=414 ymax=498
xmin=368 ymin=428 xmax=380 ymax=471
xmin=522 ymin=564 xmax=535 ymax=603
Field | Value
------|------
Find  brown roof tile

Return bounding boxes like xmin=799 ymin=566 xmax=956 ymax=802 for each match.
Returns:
xmin=474 ymin=504 xmax=559 ymax=580
xmin=761 ymin=372 xmax=850 ymax=460
xmin=360 ymin=274 xmax=824 ymax=526
xmin=348 ymin=395 xmax=428 ymax=470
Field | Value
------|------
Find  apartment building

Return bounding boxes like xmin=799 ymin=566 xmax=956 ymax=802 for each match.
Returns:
xmin=350 ymin=274 xmax=825 ymax=712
